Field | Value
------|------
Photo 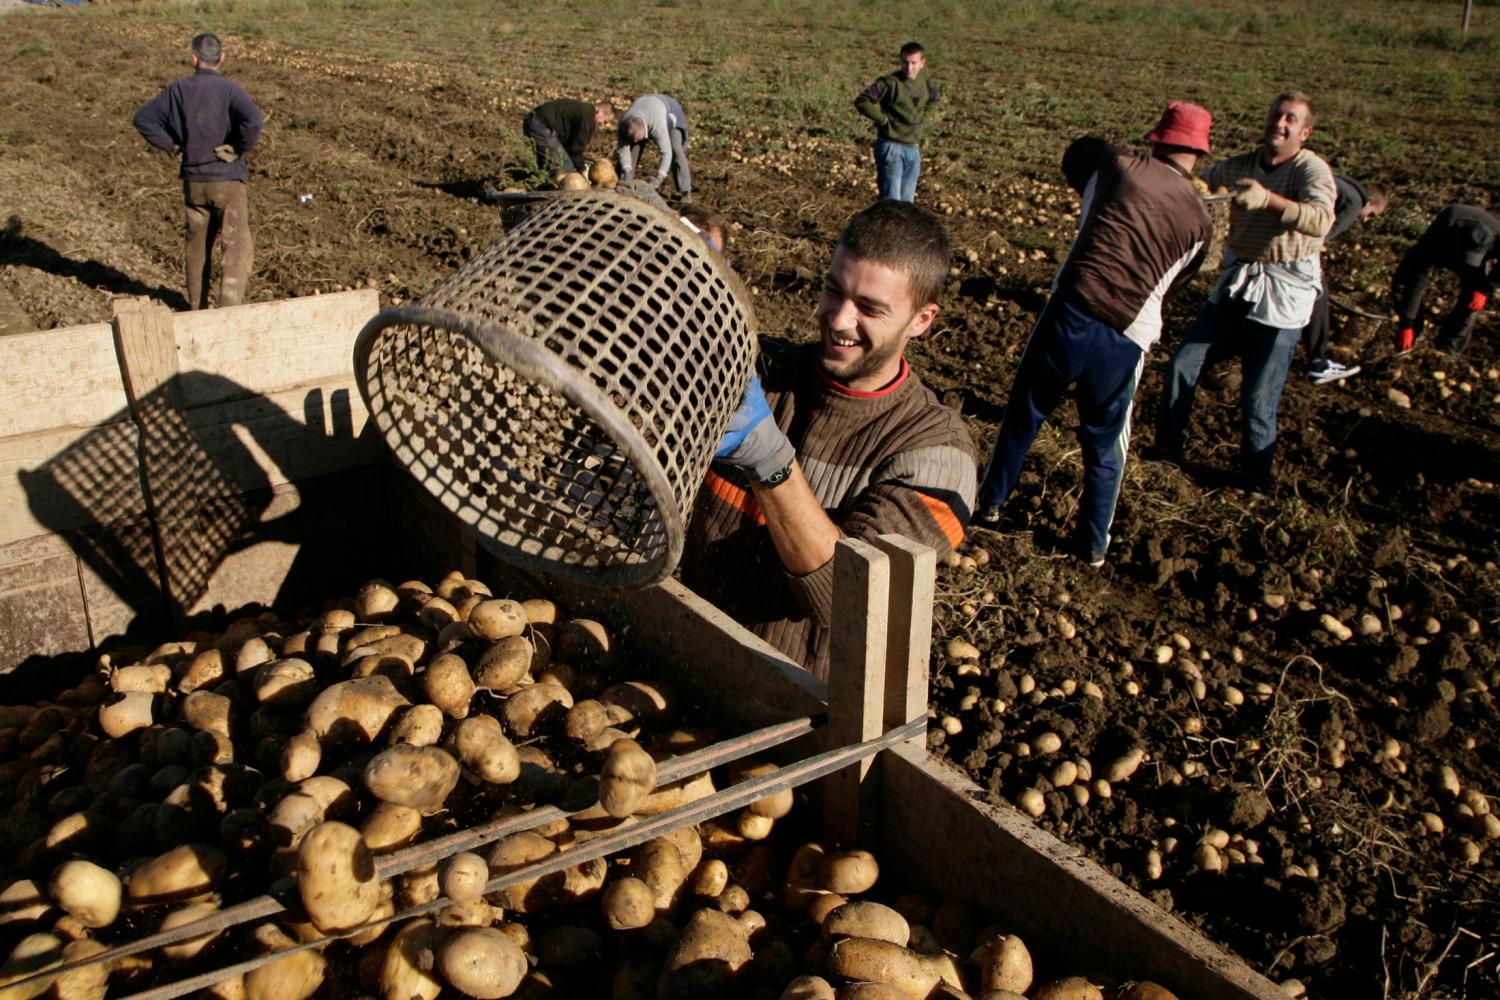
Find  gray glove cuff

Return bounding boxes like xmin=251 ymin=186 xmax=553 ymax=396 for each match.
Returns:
xmin=726 ymin=420 xmax=795 ymax=484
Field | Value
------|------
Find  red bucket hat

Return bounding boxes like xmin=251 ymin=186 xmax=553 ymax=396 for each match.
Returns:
xmin=1145 ymin=101 xmax=1212 ymax=156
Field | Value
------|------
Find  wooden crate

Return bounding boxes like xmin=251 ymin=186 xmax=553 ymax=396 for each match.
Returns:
xmin=0 ymin=295 xmax=1285 ymax=999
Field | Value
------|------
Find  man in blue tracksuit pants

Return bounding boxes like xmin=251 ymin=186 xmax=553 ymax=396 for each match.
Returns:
xmin=975 ymin=103 xmax=1214 ymax=566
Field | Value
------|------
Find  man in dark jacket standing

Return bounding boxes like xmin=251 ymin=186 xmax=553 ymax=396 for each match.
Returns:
xmin=134 ymin=33 xmax=264 ymax=310
xmin=524 ymin=99 xmax=617 ymax=176
xmin=975 ymin=103 xmax=1213 ymax=567
xmin=1301 ymin=175 xmax=1387 ymax=384
xmin=855 ymin=42 xmax=939 ymax=203
xmin=1392 ymin=204 xmax=1498 ymax=357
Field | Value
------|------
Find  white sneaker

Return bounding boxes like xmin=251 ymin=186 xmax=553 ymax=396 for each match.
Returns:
xmin=1309 ymin=360 xmax=1361 ymax=385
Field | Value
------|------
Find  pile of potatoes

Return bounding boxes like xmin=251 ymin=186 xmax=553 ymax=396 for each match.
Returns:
xmin=0 ymin=572 xmax=1185 ymax=1000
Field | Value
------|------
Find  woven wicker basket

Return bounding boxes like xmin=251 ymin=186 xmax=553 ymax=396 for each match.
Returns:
xmin=354 ymin=191 xmax=758 ymax=587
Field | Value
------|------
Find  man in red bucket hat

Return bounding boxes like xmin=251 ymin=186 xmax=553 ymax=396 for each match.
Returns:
xmin=973 ymin=102 xmax=1214 ymax=567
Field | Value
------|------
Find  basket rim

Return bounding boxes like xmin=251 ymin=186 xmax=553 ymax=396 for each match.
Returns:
xmin=352 ymin=303 xmax=684 ymax=588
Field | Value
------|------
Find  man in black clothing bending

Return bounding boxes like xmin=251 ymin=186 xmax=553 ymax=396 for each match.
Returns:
xmin=1393 ymin=204 xmax=1498 ymax=357
xmin=524 ymin=100 xmax=617 ymax=176
xmin=1302 ymin=176 xmax=1387 ymax=384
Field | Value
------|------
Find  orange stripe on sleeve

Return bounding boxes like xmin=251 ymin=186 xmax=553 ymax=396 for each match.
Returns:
xmin=917 ymin=493 xmax=965 ymax=550
xmin=703 ymin=470 xmax=765 ymax=524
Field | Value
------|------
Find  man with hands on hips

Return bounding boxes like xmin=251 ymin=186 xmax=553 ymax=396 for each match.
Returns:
xmin=681 ymin=200 xmax=976 ymax=681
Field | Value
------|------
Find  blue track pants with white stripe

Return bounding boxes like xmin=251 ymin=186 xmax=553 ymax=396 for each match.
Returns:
xmin=977 ymin=296 xmax=1145 ymax=558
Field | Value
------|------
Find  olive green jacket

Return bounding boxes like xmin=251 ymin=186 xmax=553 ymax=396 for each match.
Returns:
xmin=854 ymin=68 xmax=940 ymax=145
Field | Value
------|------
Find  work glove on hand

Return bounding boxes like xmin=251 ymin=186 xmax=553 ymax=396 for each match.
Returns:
xmin=213 ymin=144 xmax=238 ymax=163
xmin=1232 ymin=178 xmax=1271 ymax=211
xmin=715 ymin=375 xmax=795 ymax=485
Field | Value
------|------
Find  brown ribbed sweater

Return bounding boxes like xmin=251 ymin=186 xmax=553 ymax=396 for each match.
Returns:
xmin=681 ymin=339 xmax=977 ymax=681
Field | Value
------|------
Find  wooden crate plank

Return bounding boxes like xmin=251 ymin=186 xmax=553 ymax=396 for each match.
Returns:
xmin=879 ymin=745 xmax=1287 ymax=1000
xmin=172 ymin=290 xmax=379 ymax=400
xmin=824 ymin=537 xmax=889 ymax=847
xmin=0 ymin=536 xmax=90 ymax=670
xmin=0 ymin=323 xmax=124 ymax=438
xmin=870 ymin=533 xmax=935 ymax=747
xmin=0 ymin=422 xmax=149 ymax=547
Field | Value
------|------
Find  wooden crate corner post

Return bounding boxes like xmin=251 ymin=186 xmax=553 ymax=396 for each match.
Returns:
xmin=823 ymin=536 xmax=890 ymax=847
xmin=870 ymin=533 xmax=935 ymax=746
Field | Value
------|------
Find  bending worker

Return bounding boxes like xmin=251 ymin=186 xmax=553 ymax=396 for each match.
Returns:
xmin=615 ymin=94 xmax=692 ymax=199
xmin=1392 ymin=204 xmax=1497 ymax=357
xmin=975 ymin=102 xmax=1213 ymax=567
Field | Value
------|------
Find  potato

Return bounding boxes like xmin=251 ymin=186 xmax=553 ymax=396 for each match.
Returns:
xmin=448 ymin=716 xmax=521 ymax=785
xmin=267 ymin=792 xmax=326 ymax=850
xmin=826 ymin=938 xmax=948 ymax=1000
xmin=380 ymin=919 xmax=445 ymax=1000
xmin=176 ymin=648 xmax=227 ymax=694
xmin=47 ymin=860 xmax=120 ymax=929
xmin=111 ymin=664 xmax=172 ymax=694
xmin=398 ymin=864 xmax=442 ymax=909
xmin=158 ymin=901 xmax=224 ymax=963
xmin=474 ymin=637 xmax=533 ymax=691
xmin=730 ymin=760 xmax=794 ymax=819
xmin=806 ymin=892 xmax=848 ymax=926
xmin=424 ymin=653 xmax=476 ymax=719
xmin=127 ymin=843 xmax=228 ymax=904
xmin=486 ymin=832 xmax=556 ymax=914
xmin=559 ymin=619 xmax=612 ymax=663
xmin=601 ymin=877 xmax=655 ymax=931
xmin=971 ymin=930 xmax=1032 ymax=993
xmin=600 ymin=679 xmax=671 ymax=722
xmin=280 ymin=730 xmax=321 ymax=782
xmin=364 ymin=744 xmax=460 ymax=812
xmin=631 ymin=838 xmax=687 ymax=914
xmin=825 ymin=849 xmax=879 ymax=895
xmin=1031 ymin=977 xmax=1106 ymax=1000
xmin=362 ymin=802 xmax=424 ymax=853
xmin=98 ymin=693 xmax=155 ymax=739
xmin=781 ymin=975 xmax=836 ymax=1000
xmin=180 ymin=690 xmax=234 ymax=739
xmin=441 ymin=852 xmax=491 ymax=904
xmin=468 ymin=600 xmax=529 ymax=640
xmin=563 ymin=700 xmax=611 ymax=743
xmin=737 ymin=811 xmax=775 ymax=840
xmin=658 ymin=908 xmax=751 ymax=1000
xmin=244 ymin=924 xmax=325 ymax=1000
xmin=44 ymin=812 xmax=116 ymax=855
xmin=53 ymin=938 xmax=109 ymax=1000
xmin=0 ymin=932 xmax=64 ymax=999
xmin=1115 ymin=984 xmax=1180 ymax=1000
xmin=389 ymin=704 xmax=445 ymax=747
xmin=841 ymin=984 xmax=908 ymax=1000
xmin=598 ymin=738 xmax=657 ymax=818
xmin=689 ymin=859 xmax=729 ymax=898
xmin=355 ymin=580 xmax=401 ymax=621
xmin=521 ymin=598 xmax=559 ymax=624
xmin=437 ymin=926 xmax=527 ymax=999
xmin=304 ymin=676 xmax=411 ymax=744
xmin=499 ymin=685 xmax=569 ymax=738
xmin=234 ymin=636 xmax=274 ymax=674
xmin=435 ymin=898 xmax=498 ymax=929
xmin=253 ymin=658 xmax=318 ymax=707
xmin=824 ymin=900 xmax=909 ymax=947
xmin=297 ymin=821 xmax=380 ymax=933
xmin=299 ymin=774 xmax=359 ymax=817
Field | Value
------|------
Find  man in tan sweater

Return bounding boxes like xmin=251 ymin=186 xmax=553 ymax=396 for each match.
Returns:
xmin=682 ymin=201 xmax=977 ymax=680
xmin=1147 ymin=91 xmax=1335 ymax=492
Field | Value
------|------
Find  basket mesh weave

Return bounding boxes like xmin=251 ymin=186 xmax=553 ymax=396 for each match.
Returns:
xmin=354 ymin=191 xmax=758 ymax=587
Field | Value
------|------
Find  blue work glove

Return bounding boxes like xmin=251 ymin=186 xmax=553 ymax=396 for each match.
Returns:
xmin=715 ymin=375 xmax=795 ymax=484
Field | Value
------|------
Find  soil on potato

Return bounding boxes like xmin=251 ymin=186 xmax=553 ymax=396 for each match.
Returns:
xmin=1 ymin=11 xmax=1497 ymax=1000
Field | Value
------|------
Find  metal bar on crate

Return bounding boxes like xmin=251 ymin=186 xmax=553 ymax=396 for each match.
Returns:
xmin=10 ymin=715 xmax=818 ymax=993
xmin=115 ymin=716 xmax=924 ymax=1000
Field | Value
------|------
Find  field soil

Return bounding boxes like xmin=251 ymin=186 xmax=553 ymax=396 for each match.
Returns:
xmin=2 ymin=3 xmax=1498 ymax=998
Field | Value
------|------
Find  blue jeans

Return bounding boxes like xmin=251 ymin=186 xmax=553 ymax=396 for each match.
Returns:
xmin=874 ymin=139 xmax=921 ymax=202
xmin=978 ymin=297 xmax=1145 ymax=557
xmin=1155 ymin=297 xmax=1301 ymax=488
